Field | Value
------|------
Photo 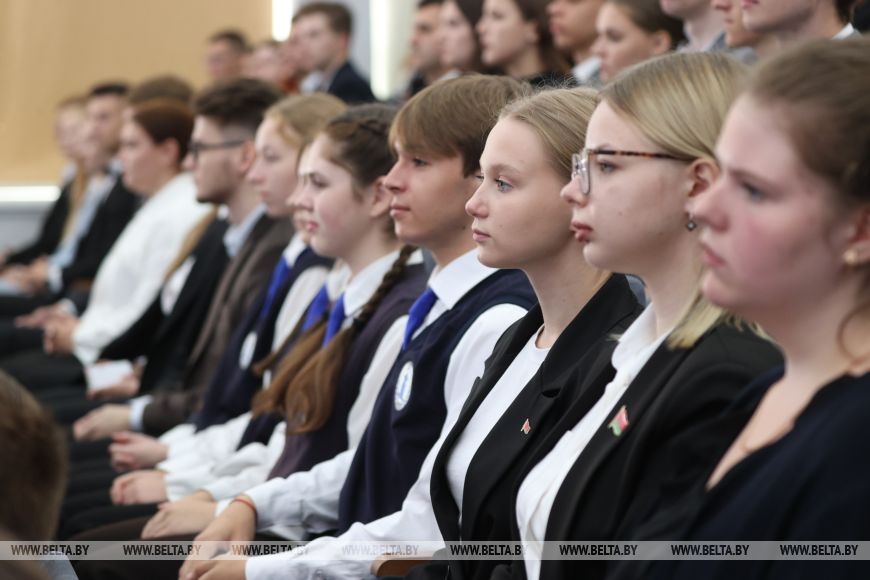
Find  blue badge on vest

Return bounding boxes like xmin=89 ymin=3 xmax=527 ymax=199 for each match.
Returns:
xmin=394 ymin=361 xmax=414 ymax=411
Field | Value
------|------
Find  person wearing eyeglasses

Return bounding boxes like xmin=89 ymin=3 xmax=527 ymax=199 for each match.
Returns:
xmin=491 ymin=52 xmax=781 ymax=580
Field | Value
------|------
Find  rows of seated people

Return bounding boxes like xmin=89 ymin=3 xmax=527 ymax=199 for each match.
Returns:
xmin=0 ymin=1 xmax=868 ymax=580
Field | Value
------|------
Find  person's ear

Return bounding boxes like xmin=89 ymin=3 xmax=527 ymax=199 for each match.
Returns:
xmin=368 ymin=176 xmax=392 ymax=219
xmin=842 ymin=207 xmax=870 ymax=268
xmin=649 ymin=30 xmax=671 ymax=56
xmin=687 ymin=157 xmax=721 ymax=199
xmin=237 ymin=140 xmax=257 ymax=175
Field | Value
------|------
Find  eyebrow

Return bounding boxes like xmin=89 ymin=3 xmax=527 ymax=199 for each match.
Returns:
xmin=484 ymin=162 xmax=521 ymax=175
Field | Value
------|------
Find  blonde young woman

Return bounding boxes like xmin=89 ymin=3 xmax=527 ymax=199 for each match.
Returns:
xmin=498 ymin=53 xmax=781 ymax=580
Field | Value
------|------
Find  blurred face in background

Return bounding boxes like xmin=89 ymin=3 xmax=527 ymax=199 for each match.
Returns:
xmin=54 ymin=104 xmax=87 ymax=163
xmin=244 ymin=43 xmax=287 ymax=85
xmin=711 ymin=0 xmax=765 ymax=47
xmin=247 ymin=117 xmax=301 ymax=217
xmin=84 ymin=94 xmax=126 ymax=158
xmin=205 ymin=39 xmax=245 ymax=81
xmin=440 ymin=0 xmax=479 ymax=70
xmin=477 ymin=0 xmax=538 ymax=69
xmin=118 ymin=120 xmax=177 ymax=195
xmin=410 ymin=3 xmax=446 ymax=74
xmin=293 ymin=13 xmax=347 ymax=73
xmin=592 ymin=3 xmax=671 ymax=81
xmin=548 ymin=0 xmax=605 ymax=57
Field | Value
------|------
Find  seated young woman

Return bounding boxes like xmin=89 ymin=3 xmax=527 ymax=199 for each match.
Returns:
xmin=649 ymin=38 xmax=870 ymax=580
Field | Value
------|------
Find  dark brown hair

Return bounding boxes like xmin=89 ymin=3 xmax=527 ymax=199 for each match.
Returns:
xmin=209 ymin=29 xmax=250 ymax=53
xmin=608 ymin=0 xmax=686 ymax=49
xmin=0 ymin=372 xmax=67 ymax=540
xmin=390 ymin=74 xmax=530 ymax=176
xmin=511 ymin=0 xmax=571 ymax=75
xmin=293 ymin=2 xmax=353 ymax=35
xmin=129 ymin=75 xmax=194 ymax=106
xmin=193 ymin=77 xmax=284 ymax=134
xmin=131 ymin=99 xmax=195 ymax=165
xmin=253 ymin=104 xmax=413 ymax=433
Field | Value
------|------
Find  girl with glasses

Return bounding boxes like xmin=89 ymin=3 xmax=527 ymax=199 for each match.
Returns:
xmin=500 ymin=52 xmax=781 ymax=580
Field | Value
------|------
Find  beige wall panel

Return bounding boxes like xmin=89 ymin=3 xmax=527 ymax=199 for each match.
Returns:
xmin=0 ymin=0 xmax=272 ymax=183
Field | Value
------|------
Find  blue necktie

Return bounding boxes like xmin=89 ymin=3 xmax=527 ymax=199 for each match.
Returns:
xmin=301 ymin=285 xmax=330 ymax=332
xmin=323 ymin=293 xmax=346 ymax=346
xmin=402 ymin=288 xmax=437 ymax=351
xmin=257 ymin=258 xmax=292 ymax=323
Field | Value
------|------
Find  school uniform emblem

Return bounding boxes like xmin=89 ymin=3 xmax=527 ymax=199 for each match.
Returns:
xmin=394 ymin=361 xmax=414 ymax=411
xmin=607 ymin=405 xmax=629 ymax=437
xmin=520 ymin=418 xmax=531 ymax=435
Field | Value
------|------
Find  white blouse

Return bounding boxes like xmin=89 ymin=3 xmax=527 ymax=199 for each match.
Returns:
xmin=515 ymin=305 xmax=668 ymax=580
xmin=446 ymin=330 xmax=549 ymax=511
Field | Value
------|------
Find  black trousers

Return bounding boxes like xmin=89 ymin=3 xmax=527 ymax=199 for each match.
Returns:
xmin=0 ymin=319 xmax=45 ymax=356
xmin=0 ymin=348 xmax=83 ymax=392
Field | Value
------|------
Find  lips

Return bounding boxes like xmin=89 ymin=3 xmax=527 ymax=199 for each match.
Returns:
xmin=389 ymin=203 xmax=410 ymax=218
xmin=471 ymin=228 xmax=490 ymax=242
xmin=304 ymin=220 xmax=319 ymax=233
xmin=699 ymin=240 xmax=725 ymax=268
xmin=570 ymin=220 xmax=593 ymax=242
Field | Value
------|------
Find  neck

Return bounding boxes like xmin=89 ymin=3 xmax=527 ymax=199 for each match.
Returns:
xmin=572 ymin=44 xmax=593 ymax=66
xmin=322 ymin=52 xmax=348 ymax=76
xmin=759 ymin=279 xmax=866 ymax=391
xmin=423 ymin=64 xmax=451 ymax=85
xmin=639 ymin=236 xmax=703 ymax=338
xmin=428 ymin=231 xmax=477 ymax=272
xmin=751 ymin=34 xmax=781 ymax=59
xmin=505 ymin=48 xmax=547 ymax=80
xmin=344 ymin=230 xmax=402 ymax=278
xmin=776 ymin=8 xmax=845 ymax=44
xmin=683 ymin=5 xmax=724 ymax=51
xmin=225 ymin=182 xmax=261 ymax=225
xmin=525 ymin=244 xmax=610 ymax=348
xmin=144 ymin=169 xmax=178 ymax=198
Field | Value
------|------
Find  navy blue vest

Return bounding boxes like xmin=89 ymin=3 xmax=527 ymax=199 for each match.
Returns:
xmin=266 ymin=263 xmax=428 ymax=478
xmin=337 ymin=268 xmax=536 ymax=531
xmin=192 ymin=248 xmax=333 ymax=430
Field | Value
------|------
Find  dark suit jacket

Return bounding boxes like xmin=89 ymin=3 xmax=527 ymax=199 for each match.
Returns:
xmin=490 ymin=323 xmax=782 ymax=580
xmin=328 ymin=61 xmax=376 ymax=103
xmin=59 ymin=175 xmax=140 ymax=289
xmin=6 ymin=181 xmax=71 ymax=265
xmin=99 ymin=215 xmax=230 ymax=392
xmin=141 ymin=214 xmax=293 ymax=435
xmin=415 ymin=276 xmax=640 ymax=580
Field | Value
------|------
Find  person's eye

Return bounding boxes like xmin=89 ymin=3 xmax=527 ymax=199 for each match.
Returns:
xmin=596 ymin=160 xmax=616 ymax=174
xmin=744 ymin=182 xmax=765 ymax=201
xmin=411 ymin=157 xmax=429 ymax=168
xmin=474 ymin=173 xmax=484 ymax=183
xmin=495 ymin=178 xmax=513 ymax=193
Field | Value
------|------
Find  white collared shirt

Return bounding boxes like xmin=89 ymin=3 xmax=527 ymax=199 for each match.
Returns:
xmin=72 ymin=173 xmax=210 ymax=365
xmin=243 ymin=249 xmax=529 ymax=580
xmin=572 ymin=56 xmax=601 ymax=85
xmin=516 ymin=305 xmax=668 ymax=580
xmin=833 ymin=23 xmax=857 ymax=39
xmin=224 ymin=204 xmax=266 ymax=258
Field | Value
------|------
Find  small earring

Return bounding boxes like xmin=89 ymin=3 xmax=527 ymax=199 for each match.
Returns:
xmin=844 ymin=248 xmax=860 ymax=266
xmin=686 ymin=213 xmax=697 ymax=232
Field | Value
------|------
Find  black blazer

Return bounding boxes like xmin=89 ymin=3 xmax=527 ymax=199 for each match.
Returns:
xmin=6 ymin=180 xmax=71 ymax=266
xmin=328 ymin=61 xmax=376 ymax=103
xmin=411 ymin=276 xmax=640 ymax=580
xmin=98 ymin=215 xmax=230 ymax=392
xmin=490 ymin=323 xmax=782 ymax=580
xmin=60 ymin=175 xmax=140 ymax=289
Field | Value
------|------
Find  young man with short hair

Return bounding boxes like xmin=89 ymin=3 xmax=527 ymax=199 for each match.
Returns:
xmin=293 ymin=2 xmax=376 ymax=103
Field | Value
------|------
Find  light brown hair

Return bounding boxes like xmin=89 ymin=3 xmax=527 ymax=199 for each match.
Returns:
xmin=390 ymin=74 xmax=531 ymax=176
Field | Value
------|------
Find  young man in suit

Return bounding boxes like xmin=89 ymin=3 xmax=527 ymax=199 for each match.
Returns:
xmin=293 ymin=2 xmax=377 ymax=103
xmin=204 ymin=29 xmax=249 ymax=82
